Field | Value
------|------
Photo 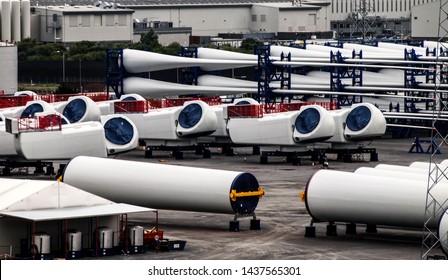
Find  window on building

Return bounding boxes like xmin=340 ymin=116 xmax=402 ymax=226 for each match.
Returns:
xmin=106 ymin=15 xmax=114 ymax=26
xmin=298 ymin=26 xmax=306 ymax=31
xmin=82 ymin=15 xmax=90 ymax=27
xmin=69 ymin=15 xmax=78 ymax=27
xmin=288 ymin=26 xmax=293 ymax=31
xmin=252 ymin=14 xmax=257 ymax=22
xmin=94 ymin=15 xmax=102 ymax=26
xmin=332 ymin=0 xmax=334 ymax=13
xmin=118 ymin=15 xmax=127 ymax=26
xmin=261 ymin=14 xmax=266 ymax=22
xmin=336 ymin=0 xmax=339 ymax=13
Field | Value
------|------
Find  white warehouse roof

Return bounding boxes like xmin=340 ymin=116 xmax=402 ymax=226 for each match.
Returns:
xmin=0 ymin=178 xmax=156 ymax=221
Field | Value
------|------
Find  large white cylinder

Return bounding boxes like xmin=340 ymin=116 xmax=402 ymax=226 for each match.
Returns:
xmin=1 ymin=0 xmax=11 ymax=42
xmin=305 ymin=170 xmax=448 ymax=229
xmin=20 ymin=0 xmax=30 ymax=39
xmin=11 ymin=0 xmax=20 ymax=42
xmin=439 ymin=210 xmax=448 ymax=255
xmin=62 ymin=156 xmax=262 ymax=215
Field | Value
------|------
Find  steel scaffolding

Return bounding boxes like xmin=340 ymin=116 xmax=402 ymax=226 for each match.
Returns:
xmin=422 ymin=0 xmax=448 ymax=260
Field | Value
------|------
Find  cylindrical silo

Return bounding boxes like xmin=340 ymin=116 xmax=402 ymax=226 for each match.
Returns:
xmin=20 ymin=0 xmax=30 ymax=39
xmin=11 ymin=0 xmax=20 ymax=42
xmin=97 ymin=227 xmax=114 ymax=249
xmin=1 ymin=0 xmax=11 ymax=42
xmin=34 ymin=233 xmax=51 ymax=254
xmin=0 ymin=43 xmax=18 ymax=95
xmin=304 ymin=170 xmax=448 ymax=229
xmin=67 ymin=230 xmax=82 ymax=252
xmin=439 ymin=210 xmax=448 ymax=255
xmin=62 ymin=156 xmax=263 ymax=215
xmin=128 ymin=225 xmax=144 ymax=247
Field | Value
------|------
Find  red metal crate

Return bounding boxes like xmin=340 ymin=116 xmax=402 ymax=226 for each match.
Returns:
xmin=18 ymin=115 xmax=62 ymax=132
xmin=114 ymin=100 xmax=149 ymax=113
xmin=84 ymin=92 xmax=109 ymax=102
xmin=0 ymin=95 xmax=34 ymax=109
xmin=227 ymin=104 xmax=264 ymax=118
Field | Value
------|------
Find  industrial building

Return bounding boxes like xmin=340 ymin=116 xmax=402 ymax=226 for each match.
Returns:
xmin=411 ymin=0 xmax=446 ymax=40
xmin=0 ymin=42 xmax=17 ymax=95
xmin=30 ymin=5 xmax=134 ymax=43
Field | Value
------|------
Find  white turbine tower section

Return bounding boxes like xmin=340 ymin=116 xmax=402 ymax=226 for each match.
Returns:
xmin=10 ymin=0 xmax=20 ymax=42
xmin=227 ymin=104 xmax=336 ymax=146
xmin=123 ymin=77 xmax=257 ymax=98
xmin=1 ymin=0 xmax=11 ymax=42
xmin=20 ymin=0 xmax=30 ymax=39
xmin=304 ymin=169 xmax=448 ymax=229
xmin=62 ymin=156 xmax=263 ymax=215
xmin=439 ymin=210 xmax=448 ymax=255
xmin=121 ymin=48 xmax=256 ymax=73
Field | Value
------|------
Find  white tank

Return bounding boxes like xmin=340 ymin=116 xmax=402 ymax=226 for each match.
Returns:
xmin=67 ymin=231 xmax=82 ymax=252
xmin=439 ymin=210 xmax=448 ymax=255
xmin=20 ymin=0 xmax=31 ymax=39
xmin=62 ymin=156 xmax=262 ymax=215
xmin=97 ymin=227 xmax=114 ymax=249
xmin=0 ymin=44 xmax=18 ymax=95
xmin=128 ymin=225 xmax=144 ymax=247
xmin=305 ymin=170 xmax=448 ymax=229
xmin=100 ymin=114 xmax=139 ymax=155
xmin=34 ymin=233 xmax=51 ymax=254
xmin=11 ymin=0 xmax=20 ymax=42
xmin=1 ymin=0 xmax=11 ymax=42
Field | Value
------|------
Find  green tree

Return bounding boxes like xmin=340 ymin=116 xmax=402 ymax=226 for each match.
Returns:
xmin=133 ymin=29 xmax=161 ymax=51
xmin=240 ymin=38 xmax=260 ymax=54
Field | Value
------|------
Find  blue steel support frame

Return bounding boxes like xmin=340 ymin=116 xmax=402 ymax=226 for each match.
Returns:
xmin=404 ymin=49 xmax=435 ymax=112
xmin=180 ymin=47 xmax=199 ymax=85
xmin=254 ymin=44 xmax=291 ymax=108
xmin=106 ymin=48 xmax=126 ymax=99
xmin=329 ymin=50 xmax=363 ymax=108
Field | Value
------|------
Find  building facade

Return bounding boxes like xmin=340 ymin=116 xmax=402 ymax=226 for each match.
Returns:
xmin=31 ymin=6 xmax=134 ymax=43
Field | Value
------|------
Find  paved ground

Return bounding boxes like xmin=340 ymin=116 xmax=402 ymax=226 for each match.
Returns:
xmin=74 ymin=135 xmax=446 ymax=260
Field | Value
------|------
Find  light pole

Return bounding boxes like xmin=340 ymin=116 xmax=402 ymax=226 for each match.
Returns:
xmin=62 ymin=52 xmax=65 ymax=83
xmin=79 ymin=59 xmax=82 ymax=93
xmin=56 ymin=50 xmax=66 ymax=83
